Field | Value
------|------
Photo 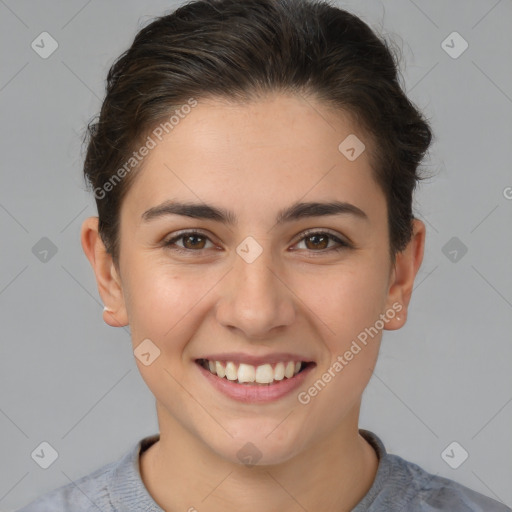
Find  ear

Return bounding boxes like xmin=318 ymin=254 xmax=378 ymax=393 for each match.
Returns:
xmin=80 ymin=216 xmax=128 ymax=327
xmin=383 ymin=218 xmax=426 ymax=330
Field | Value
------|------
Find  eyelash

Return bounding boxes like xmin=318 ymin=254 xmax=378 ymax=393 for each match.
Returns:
xmin=163 ymin=229 xmax=351 ymax=256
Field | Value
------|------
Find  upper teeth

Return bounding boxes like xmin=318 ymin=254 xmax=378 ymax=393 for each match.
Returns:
xmin=203 ymin=359 xmax=303 ymax=384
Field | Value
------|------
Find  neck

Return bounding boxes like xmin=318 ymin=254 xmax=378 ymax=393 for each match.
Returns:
xmin=140 ymin=404 xmax=379 ymax=511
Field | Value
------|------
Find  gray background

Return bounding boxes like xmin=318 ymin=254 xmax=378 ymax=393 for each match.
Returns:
xmin=1 ymin=0 xmax=511 ymax=510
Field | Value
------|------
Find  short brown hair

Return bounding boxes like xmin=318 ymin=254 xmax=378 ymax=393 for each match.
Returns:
xmin=83 ymin=0 xmax=433 ymax=267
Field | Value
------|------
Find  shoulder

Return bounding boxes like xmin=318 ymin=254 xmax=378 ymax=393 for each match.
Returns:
xmin=15 ymin=434 xmax=160 ymax=512
xmin=357 ymin=430 xmax=511 ymax=512
xmin=15 ymin=458 xmax=118 ymax=512
xmin=385 ymin=453 xmax=511 ymax=512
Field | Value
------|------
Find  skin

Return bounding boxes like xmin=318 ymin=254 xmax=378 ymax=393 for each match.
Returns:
xmin=81 ymin=92 xmax=425 ymax=511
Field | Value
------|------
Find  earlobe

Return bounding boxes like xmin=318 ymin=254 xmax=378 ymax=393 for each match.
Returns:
xmin=80 ymin=216 xmax=129 ymax=327
xmin=383 ymin=219 xmax=426 ymax=331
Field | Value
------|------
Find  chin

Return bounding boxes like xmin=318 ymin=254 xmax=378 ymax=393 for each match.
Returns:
xmin=205 ymin=421 xmax=307 ymax=468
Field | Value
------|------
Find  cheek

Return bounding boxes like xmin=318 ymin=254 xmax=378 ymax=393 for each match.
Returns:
xmin=125 ymin=268 xmax=202 ymax=402
xmin=295 ymin=267 xmax=387 ymax=425
xmin=122 ymin=260 xmax=195 ymax=346
xmin=294 ymin=257 xmax=388 ymax=409
xmin=301 ymin=259 xmax=390 ymax=341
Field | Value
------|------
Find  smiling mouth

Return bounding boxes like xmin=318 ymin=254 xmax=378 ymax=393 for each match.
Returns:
xmin=196 ymin=358 xmax=314 ymax=385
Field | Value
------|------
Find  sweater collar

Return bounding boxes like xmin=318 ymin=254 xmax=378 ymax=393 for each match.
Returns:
xmin=109 ymin=429 xmax=391 ymax=510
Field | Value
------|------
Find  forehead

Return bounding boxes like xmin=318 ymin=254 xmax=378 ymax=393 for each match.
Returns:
xmin=121 ymin=93 xmax=384 ymax=222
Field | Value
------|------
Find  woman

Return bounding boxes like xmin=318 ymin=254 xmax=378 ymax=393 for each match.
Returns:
xmin=18 ymin=0 xmax=511 ymax=510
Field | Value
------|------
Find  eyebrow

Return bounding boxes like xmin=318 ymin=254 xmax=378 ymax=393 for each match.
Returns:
xmin=141 ymin=199 xmax=368 ymax=226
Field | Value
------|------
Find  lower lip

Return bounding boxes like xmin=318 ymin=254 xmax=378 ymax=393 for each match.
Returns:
xmin=196 ymin=361 xmax=315 ymax=403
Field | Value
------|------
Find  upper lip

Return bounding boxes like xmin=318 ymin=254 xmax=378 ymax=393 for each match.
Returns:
xmin=197 ymin=352 xmax=315 ymax=366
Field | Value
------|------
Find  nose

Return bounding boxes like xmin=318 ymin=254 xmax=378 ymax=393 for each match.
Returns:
xmin=215 ymin=241 xmax=296 ymax=339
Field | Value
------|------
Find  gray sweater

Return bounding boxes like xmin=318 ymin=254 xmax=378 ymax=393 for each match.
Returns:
xmin=17 ymin=429 xmax=511 ymax=511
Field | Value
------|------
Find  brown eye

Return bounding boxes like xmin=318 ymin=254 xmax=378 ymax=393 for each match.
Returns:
xmin=295 ymin=231 xmax=350 ymax=253
xmin=181 ymin=234 xmax=207 ymax=250
xmin=163 ymin=229 xmax=350 ymax=256
xmin=304 ymin=233 xmax=330 ymax=250
xmin=164 ymin=230 xmax=214 ymax=253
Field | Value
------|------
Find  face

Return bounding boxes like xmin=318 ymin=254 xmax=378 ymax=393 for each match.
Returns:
xmin=83 ymin=92 xmax=424 ymax=466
